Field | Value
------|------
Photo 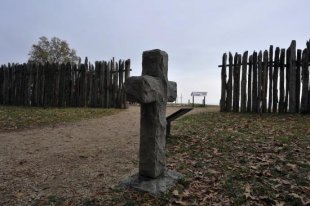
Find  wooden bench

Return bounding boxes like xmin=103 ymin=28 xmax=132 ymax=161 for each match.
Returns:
xmin=166 ymin=108 xmax=193 ymax=137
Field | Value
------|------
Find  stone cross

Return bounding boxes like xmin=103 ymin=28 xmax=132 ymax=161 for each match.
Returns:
xmin=125 ymin=49 xmax=177 ymax=179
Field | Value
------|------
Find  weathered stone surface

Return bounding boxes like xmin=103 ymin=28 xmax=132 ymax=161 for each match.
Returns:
xmin=125 ymin=76 xmax=165 ymax=103
xmin=126 ymin=77 xmax=176 ymax=104
xmin=119 ymin=170 xmax=182 ymax=196
xmin=167 ymin=81 xmax=177 ymax=102
xmin=124 ymin=49 xmax=177 ymax=179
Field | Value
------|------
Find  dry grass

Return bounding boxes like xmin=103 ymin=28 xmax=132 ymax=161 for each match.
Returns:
xmin=0 ymin=106 xmax=119 ymax=131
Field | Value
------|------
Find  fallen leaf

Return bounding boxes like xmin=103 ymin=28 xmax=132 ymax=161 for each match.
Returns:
xmin=244 ymin=183 xmax=251 ymax=198
xmin=290 ymin=193 xmax=310 ymax=205
xmin=275 ymin=165 xmax=283 ymax=172
xmin=207 ymin=169 xmax=220 ymax=174
xmin=15 ymin=192 xmax=24 ymax=199
xmin=174 ymin=200 xmax=187 ymax=205
xmin=172 ymin=189 xmax=179 ymax=196
xmin=250 ymin=165 xmax=259 ymax=170
xmin=212 ymin=148 xmax=221 ymax=155
xmin=275 ymin=201 xmax=285 ymax=206
xmin=243 ymin=183 xmax=258 ymax=200
xmin=286 ymin=163 xmax=297 ymax=171
xmin=182 ymin=190 xmax=190 ymax=197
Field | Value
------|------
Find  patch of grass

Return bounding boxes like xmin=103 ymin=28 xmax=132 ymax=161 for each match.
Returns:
xmin=166 ymin=112 xmax=310 ymax=205
xmin=82 ymin=198 xmax=99 ymax=206
xmin=224 ymin=172 xmax=247 ymax=204
xmin=0 ymin=106 xmax=120 ymax=130
xmin=46 ymin=195 xmax=66 ymax=205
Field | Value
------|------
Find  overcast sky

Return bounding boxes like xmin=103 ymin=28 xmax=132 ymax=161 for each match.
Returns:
xmin=0 ymin=0 xmax=309 ymax=104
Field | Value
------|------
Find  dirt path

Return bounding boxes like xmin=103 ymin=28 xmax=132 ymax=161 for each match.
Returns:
xmin=0 ymin=106 xmax=214 ymax=205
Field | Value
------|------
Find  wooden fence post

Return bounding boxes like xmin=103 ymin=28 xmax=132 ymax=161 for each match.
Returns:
xmin=268 ymin=46 xmax=273 ymax=112
xmin=279 ymin=49 xmax=286 ymax=113
xmin=227 ymin=53 xmax=233 ymax=112
xmin=285 ymin=48 xmax=290 ymax=112
xmin=301 ymin=49 xmax=309 ymax=113
xmin=241 ymin=51 xmax=248 ymax=112
xmin=53 ymin=63 xmax=60 ymax=107
xmin=25 ymin=63 xmax=31 ymax=106
xmin=252 ymin=51 xmax=258 ymax=112
xmin=220 ymin=53 xmax=227 ymax=112
xmin=307 ymin=40 xmax=310 ymax=112
xmin=19 ymin=65 xmax=23 ymax=105
xmin=23 ymin=64 xmax=28 ymax=105
xmin=94 ymin=61 xmax=100 ymax=107
xmin=73 ymin=64 xmax=81 ymax=107
xmin=0 ymin=65 xmax=4 ymax=104
xmin=12 ymin=64 xmax=16 ymax=105
xmin=6 ymin=64 xmax=9 ymax=105
xmin=262 ymin=50 xmax=268 ymax=113
xmin=91 ymin=64 xmax=96 ymax=107
xmin=5 ymin=65 xmax=9 ymax=105
xmin=32 ymin=64 xmax=37 ymax=106
xmin=2 ymin=65 xmax=7 ymax=104
xmin=5 ymin=64 xmax=8 ymax=104
xmin=52 ymin=63 xmax=58 ymax=106
xmin=10 ymin=64 xmax=15 ymax=105
xmin=113 ymin=62 xmax=119 ymax=108
xmin=14 ymin=65 xmax=20 ymax=105
xmin=58 ymin=63 xmax=65 ymax=107
xmin=124 ymin=59 xmax=131 ymax=108
xmin=24 ymin=63 xmax=30 ymax=106
xmin=103 ymin=61 xmax=107 ymax=107
xmin=5 ymin=64 xmax=9 ymax=105
xmin=296 ymin=49 xmax=302 ymax=113
xmin=37 ymin=64 xmax=42 ymax=106
xmin=84 ymin=62 xmax=88 ymax=107
xmin=87 ymin=64 xmax=92 ymax=107
xmin=15 ymin=64 xmax=21 ymax=105
xmin=118 ymin=60 xmax=125 ymax=108
xmin=257 ymin=51 xmax=263 ymax=113
xmin=11 ymin=64 xmax=15 ymax=105
xmin=94 ymin=62 xmax=99 ymax=107
xmin=43 ymin=63 xmax=51 ymax=107
xmin=10 ymin=64 xmax=14 ymax=105
xmin=247 ymin=55 xmax=253 ymax=112
xmin=7 ymin=64 xmax=11 ymax=105
xmin=110 ymin=59 xmax=114 ymax=108
xmin=289 ymin=40 xmax=296 ymax=113
xmin=102 ymin=62 xmax=107 ymax=108
xmin=105 ymin=61 xmax=110 ymax=108
xmin=66 ymin=63 xmax=73 ymax=107
xmin=19 ymin=64 xmax=23 ymax=105
xmin=233 ymin=53 xmax=240 ymax=112
xmin=273 ymin=47 xmax=280 ymax=113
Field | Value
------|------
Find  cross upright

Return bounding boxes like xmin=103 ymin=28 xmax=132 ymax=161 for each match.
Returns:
xmin=125 ymin=49 xmax=177 ymax=179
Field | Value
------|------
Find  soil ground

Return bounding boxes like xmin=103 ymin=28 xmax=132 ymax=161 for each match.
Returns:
xmin=0 ymin=105 xmax=214 ymax=205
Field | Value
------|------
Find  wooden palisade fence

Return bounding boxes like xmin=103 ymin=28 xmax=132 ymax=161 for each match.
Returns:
xmin=220 ymin=39 xmax=310 ymax=113
xmin=0 ymin=58 xmax=131 ymax=108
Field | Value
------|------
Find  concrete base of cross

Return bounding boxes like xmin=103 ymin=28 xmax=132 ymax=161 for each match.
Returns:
xmin=119 ymin=170 xmax=182 ymax=196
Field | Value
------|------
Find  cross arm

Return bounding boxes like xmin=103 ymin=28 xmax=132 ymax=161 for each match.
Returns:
xmin=125 ymin=75 xmax=164 ymax=104
xmin=167 ymin=81 xmax=177 ymax=102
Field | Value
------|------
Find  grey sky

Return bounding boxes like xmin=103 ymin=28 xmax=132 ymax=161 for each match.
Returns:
xmin=1 ymin=0 xmax=309 ymax=104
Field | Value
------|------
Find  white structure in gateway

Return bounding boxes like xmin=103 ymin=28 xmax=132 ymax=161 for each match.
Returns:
xmin=191 ymin=92 xmax=208 ymax=106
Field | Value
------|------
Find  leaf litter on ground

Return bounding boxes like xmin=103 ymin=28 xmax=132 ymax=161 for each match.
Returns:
xmin=25 ymin=109 xmax=310 ymax=205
